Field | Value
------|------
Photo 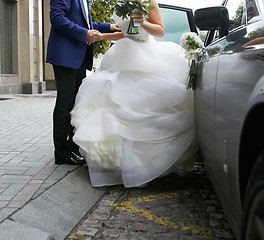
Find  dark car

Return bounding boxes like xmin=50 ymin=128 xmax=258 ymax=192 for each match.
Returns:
xmin=194 ymin=0 xmax=264 ymax=239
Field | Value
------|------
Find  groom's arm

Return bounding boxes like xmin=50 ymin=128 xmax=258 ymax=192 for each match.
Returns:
xmin=50 ymin=0 xmax=87 ymax=42
xmin=93 ymin=23 xmax=121 ymax=35
xmin=92 ymin=22 xmax=110 ymax=33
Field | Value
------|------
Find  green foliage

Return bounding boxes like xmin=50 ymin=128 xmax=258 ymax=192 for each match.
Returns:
xmin=233 ymin=4 xmax=243 ymax=22
xmin=181 ymin=34 xmax=203 ymax=51
xmin=89 ymin=0 xmax=115 ymax=58
xmin=248 ymin=27 xmax=264 ymax=40
xmin=114 ymin=0 xmax=154 ymax=19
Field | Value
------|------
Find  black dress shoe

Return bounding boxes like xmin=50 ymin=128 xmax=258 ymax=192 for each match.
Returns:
xmin=65 ymin=152 xmax=86 ymax=165
xmin=71 ymin=151 xmax=85 ymax=160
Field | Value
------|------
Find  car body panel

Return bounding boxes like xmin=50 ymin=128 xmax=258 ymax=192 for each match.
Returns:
xmin=194 ymin=0 xmax=264 ymax=238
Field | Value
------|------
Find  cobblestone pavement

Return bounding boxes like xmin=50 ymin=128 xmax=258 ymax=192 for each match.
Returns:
xmin=0 ymin=93 xmax=78 ymax=223
xmin=66 ymin=161 xmax=235 ymax=240
xmin=0 ymin=93 xmax=236 ymax=240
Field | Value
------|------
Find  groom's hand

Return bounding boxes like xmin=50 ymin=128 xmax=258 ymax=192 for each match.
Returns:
xmin=110 ymin=24 xmax=121 ymax=31
xmin=86 ymin=30 xmax=101 ymax=45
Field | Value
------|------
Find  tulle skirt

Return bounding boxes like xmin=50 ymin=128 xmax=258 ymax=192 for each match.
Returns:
xmin=71 ymin=38 xmax=197 ymax=187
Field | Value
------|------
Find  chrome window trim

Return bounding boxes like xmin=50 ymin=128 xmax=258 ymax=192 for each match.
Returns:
xmin=256 ymin=0 xmax=264 ymax=14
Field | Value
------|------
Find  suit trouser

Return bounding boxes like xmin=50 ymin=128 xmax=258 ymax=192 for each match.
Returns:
xmin=52 ymin=60 xmax=86 ymax=160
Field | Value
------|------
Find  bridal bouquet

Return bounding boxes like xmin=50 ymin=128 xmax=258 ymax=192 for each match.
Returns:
xmin=114 ymin=0 xmax=155 ymax=34
xmin=180 ymin=32 xmax=203 ymax=90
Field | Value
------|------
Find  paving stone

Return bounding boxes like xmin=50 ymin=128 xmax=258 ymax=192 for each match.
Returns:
xmin=0 ymin=184 xmax=10 ymax=188
xmin=131 ymin=222 xmax=148 ymax=232
xmin=0 ymin=195 xmax=15 ymax=201
xmin=0 ymin=170 xmax=7 ymax=176
xmin=2 ymin=183 xmax=26 ymax=196
xmin=102 ymin=229 xmax=120 ymax=238
xmin=0 ymin=94 xmax=237 ymax=239
xmin=0 ymin=207 xmax=18 ymax=222
xmin=24 ymin=167 xmax=43 ymax=176
xmin=0 ymin=219 xmax=55 ymax=240
xmin=47 ymin=168 xmax=71 ymax=180
xmin=5 ymin=168 xmax=27 ymax=175
xmin=32 ymin=183 xmax=53 ymax=199
xmin=33 ymin=166 xmax=57 ymax=180
xmin=0 ymin=201 xmax=8 ymax=208
xmin=77 ymin=228 xmax=98 ymax=237
xmin=0 ymin=175 xmax=32 ymax=180
xmin=12 ymin=183 xmax=42 ymax=202
xmin=7 ymin=200 xmax=27 ymax=208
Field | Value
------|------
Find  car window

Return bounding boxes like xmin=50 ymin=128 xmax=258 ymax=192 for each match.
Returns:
xmin=225 ymin=0 xmax=244 ymax=30
xmin=246 ymin=0 xmax=260 ymax=22
xmin=156 ymin=5 xmax=196 ymax=44
xmin=210 ymin=0 xmax=244 ymax=42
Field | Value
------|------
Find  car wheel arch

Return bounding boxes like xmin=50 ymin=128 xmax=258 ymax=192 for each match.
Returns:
xmin=239 ymin=103 xmax=264 ymax=205
xmin=240 ymin=150 xmax=264 ymax=239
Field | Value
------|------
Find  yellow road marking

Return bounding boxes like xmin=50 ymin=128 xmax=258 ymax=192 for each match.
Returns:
xmin=110 ymin=192 xmax=212 ymax=239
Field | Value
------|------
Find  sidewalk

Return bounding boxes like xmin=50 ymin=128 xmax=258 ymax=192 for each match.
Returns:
xmin=0 ymin=92 xmax=108 ymax=240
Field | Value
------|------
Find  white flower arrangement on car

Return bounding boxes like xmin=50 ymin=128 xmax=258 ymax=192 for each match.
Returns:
xmin=114 ymin=0 xmax=155 ymax=34
xmin=180 ymin=32 xmax=203 ymax=90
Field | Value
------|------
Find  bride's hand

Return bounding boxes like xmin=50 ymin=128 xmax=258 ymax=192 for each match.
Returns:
xmin=131 ymin=9 xmax=144 ymax=25
xmin=86 ymin=30 xmax=101 ymax=45
xmin=96 ymin=32 xmax=103 ymax=41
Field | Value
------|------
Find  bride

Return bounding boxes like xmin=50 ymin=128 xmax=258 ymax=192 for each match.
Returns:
xmin=71 ymin=0 xmax=197 ymax=187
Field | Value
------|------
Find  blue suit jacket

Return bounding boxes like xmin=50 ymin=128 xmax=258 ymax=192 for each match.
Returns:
xmin=46 ymin=0 xmax=110 ymax=70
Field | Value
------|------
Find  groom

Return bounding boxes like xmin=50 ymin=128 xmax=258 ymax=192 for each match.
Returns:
xmin=46 ymin=0 xmax=119 ymax=165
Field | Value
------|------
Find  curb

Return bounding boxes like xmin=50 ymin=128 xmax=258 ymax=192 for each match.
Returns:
xmin=0 ymin=166 xmax=108 ymax=240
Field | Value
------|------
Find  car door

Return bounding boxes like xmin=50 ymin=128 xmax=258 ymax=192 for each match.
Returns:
xmin=157 ymin=4 xmax=197 ymax=44
xmin=195 ymin=0 xmax=264 ymax=236
xmin=194 ymin=18 xmax=228 ymax=200
xmin=211 ymin=0 xmax=247 ymax=229
xmin=196 ymin=0 xmax=246 ymax=196
xmin=215 ymin=0 xmax=264 ymax=228
xmin=195 ymin=0 xmax=245 ymax=231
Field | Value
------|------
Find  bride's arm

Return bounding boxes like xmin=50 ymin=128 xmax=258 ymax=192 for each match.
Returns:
xmin=99 ymin=32 xmax=124 ymax=41
xmin=134 ymin=0 xmax=164 ymax=38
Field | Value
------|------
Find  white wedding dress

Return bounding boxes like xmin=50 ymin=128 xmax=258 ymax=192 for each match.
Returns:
xmin=71 ymin=15 xmax=197 ymax=187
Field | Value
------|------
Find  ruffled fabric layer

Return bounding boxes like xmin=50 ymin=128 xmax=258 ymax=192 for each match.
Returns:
xmin=71 ymin=38 xmax=197 ymax=187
